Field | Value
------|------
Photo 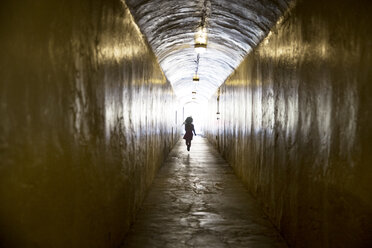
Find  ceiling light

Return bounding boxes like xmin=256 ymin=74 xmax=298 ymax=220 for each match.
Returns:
xmin=194 ymin=27 xmax=207 ymax=53
xmin=193 ymin=75 xmax=199 ymax=81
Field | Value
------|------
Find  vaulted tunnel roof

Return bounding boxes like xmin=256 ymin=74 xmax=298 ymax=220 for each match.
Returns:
xmin=126 ymin=0 xmax=291 ymax=105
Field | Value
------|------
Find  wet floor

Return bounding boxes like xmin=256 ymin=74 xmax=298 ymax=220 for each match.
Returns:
xmin=122 ymin=137 xmax=287 ymax=248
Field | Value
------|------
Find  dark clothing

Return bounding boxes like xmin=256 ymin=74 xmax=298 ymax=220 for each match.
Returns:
xmin=183 ymin=123 xmax=195 ymax=141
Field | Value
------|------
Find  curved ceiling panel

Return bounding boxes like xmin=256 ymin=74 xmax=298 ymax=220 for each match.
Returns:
xmin=126 ymin=0 xmax=291 ymax=104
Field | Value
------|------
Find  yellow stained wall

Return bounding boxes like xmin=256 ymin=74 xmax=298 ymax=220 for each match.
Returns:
xmin=0 ymin=0 xmax=180 ymax=247
xmin=206 ymin=0 xmax=372 ymax=247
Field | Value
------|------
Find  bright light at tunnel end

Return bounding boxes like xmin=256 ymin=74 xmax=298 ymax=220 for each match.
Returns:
xmin=183 ymin=102 xmax=209 ymax=134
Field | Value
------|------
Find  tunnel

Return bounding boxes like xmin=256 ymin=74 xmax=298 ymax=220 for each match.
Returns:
xmin=0 ymin=0 xmax=371 ymax=247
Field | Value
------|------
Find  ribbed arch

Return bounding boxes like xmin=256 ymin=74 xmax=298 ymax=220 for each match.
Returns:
xmin=127 ymin=0 xmax=291 ymax=105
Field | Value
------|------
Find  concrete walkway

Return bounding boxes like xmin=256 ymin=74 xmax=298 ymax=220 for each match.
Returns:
xmin=122 ymin=137 xmax=287 ymax=248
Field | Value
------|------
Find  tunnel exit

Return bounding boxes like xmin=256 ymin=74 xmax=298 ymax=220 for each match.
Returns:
xmin=183 ymin=102 xmax=210 ymax=135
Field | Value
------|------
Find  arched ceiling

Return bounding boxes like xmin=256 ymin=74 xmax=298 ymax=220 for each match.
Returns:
xmin=126 ymin=0 xmax=291 ymax=105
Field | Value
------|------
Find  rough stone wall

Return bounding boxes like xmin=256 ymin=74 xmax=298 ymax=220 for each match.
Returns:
xmin=0 ymin=0 xmax=180 ymax=247
xmin=205 ymin=0 xmax=372 ymax=247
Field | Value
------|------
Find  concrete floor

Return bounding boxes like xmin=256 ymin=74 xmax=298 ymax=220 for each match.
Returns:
xmin=122 ymin=137 xmax=287 ymax=248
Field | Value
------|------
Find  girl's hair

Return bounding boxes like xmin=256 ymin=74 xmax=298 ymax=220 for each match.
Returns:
xmin=185 ymin=116 xmax=193 ymax=124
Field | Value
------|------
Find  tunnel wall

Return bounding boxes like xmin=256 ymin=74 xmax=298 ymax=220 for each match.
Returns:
xmin=205 ymin=0 xmax=372 ymax=247
xmin=0 ymin=0 xmax=181 ymax=247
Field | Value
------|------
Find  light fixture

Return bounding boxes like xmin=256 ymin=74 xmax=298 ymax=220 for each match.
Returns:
xmin=194 ymin=27 xmax=207 ymax=53
xmin=193 ymin=74 xmax=199 ymax=81
xmin=192 ymin=91 xmax=196 ymax=95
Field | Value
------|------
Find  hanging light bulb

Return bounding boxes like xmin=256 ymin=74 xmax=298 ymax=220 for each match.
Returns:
xmin=193 ymin=74 xmax=199 ymax=81
xmin=194 ymin=26 xmax=207 ymax=53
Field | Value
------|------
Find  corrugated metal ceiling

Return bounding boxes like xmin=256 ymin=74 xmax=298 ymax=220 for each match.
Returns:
xmin=126 ymin=0 xmax=291 ymax=104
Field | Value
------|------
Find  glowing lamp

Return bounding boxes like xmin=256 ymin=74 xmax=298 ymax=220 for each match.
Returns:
xmin=193 ymin=75 xmax=199 ymax=81
xmin=194 ymin=27 xmax=207 ymax=53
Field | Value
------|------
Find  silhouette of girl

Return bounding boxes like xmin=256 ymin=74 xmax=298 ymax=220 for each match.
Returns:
xmin=183 ymin=117 xmax=196 ymax=151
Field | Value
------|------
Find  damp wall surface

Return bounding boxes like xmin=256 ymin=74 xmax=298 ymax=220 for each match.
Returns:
xmin=0 ymin=0 xmax=181 ymax=247
xmin=205 ymin=0 xmax=372 ymax=247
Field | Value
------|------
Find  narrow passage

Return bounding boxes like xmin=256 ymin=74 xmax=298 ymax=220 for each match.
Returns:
xmin=122 ymin=137 xmax=287 ymax=248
